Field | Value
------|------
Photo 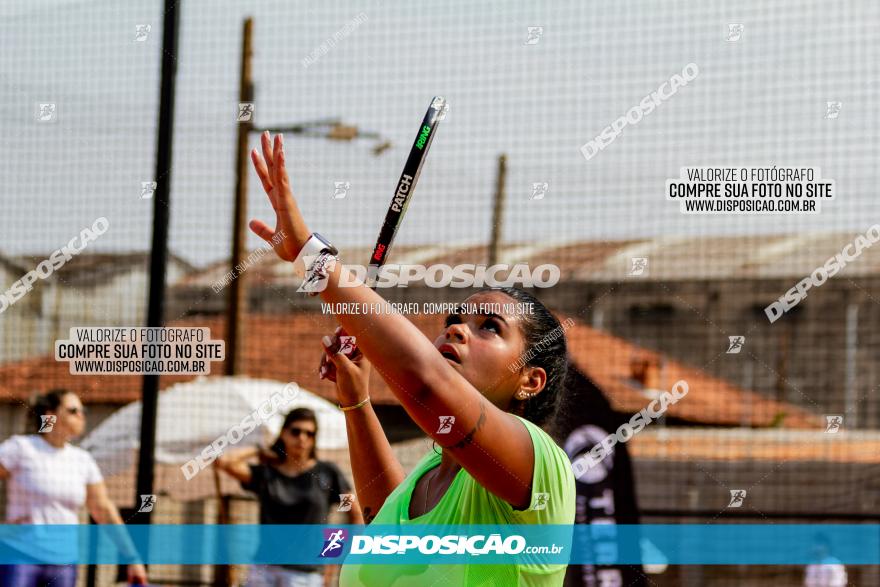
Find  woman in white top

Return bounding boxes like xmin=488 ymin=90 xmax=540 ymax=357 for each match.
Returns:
xmin=0 ymin=389 xmax=148 ymax=587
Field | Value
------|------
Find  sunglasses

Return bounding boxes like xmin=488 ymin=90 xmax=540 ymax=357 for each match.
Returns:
xmin=286 ymin=426 xmax=316 ymax=439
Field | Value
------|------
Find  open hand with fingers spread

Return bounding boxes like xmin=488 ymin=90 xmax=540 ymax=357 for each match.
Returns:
xmin=248 ymin=131 xmax=312 ymax=261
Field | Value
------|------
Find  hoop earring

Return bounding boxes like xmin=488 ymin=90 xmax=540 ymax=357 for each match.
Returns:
xmin=432 ymin=440 xmax=441 ymax=456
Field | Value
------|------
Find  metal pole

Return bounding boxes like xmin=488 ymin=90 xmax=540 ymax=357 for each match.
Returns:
xmin=136 ymin=0 xmax=181 ymax=525
xmin=488 ymin=154 xmax=507 ymax=266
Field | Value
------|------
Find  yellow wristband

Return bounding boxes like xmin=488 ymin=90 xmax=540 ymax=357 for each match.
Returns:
xmin=339 ymin=396 xmax=370 ymax=412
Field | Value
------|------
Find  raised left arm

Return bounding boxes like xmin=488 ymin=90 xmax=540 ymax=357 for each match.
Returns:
xmin=250 ymin=132 xmax=537 ymax=508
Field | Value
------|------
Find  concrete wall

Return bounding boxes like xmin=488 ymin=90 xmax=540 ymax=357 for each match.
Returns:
xmin=554 ymin=278 xmax=880 ymax=429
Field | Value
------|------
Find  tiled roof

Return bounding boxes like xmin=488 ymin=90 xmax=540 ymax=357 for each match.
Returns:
xmin=0 ymin=314 xmax=818 ymax=428
xmin=6 ymin=252 xmax=196 ymax=287
xmin=564 ymin=319 xmax=819 ymax=428
xmin=0 ymin=253 xmax=28 ymax=276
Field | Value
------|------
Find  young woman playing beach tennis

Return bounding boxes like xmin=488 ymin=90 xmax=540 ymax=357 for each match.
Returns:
xmin=249 ymin=131 xmax=575 ymax=586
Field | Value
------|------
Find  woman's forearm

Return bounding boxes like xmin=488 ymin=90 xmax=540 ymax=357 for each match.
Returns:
xmin=97 ymin=506 xmax=142 ymax=564
xmin=343 ymin=401 xmax=406 ymax=523
xmin=320 ymin=266 xmax=449 ymax=401
xmin=216 ymin=445 xmax=259 ymax=466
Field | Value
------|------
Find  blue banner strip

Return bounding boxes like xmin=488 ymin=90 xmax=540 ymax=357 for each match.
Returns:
xmin=0 ymin=524 xmax=876 ymax=565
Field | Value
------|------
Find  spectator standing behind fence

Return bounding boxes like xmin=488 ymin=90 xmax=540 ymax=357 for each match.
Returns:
xmin=0 ymin=389 xmax=148 ymax=587
xmin=216 ymin=407 xmax=363 ymax=587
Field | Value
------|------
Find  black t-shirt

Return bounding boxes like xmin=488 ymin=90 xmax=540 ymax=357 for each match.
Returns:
xmin=241 ymin=460 xmax=352 ymax=571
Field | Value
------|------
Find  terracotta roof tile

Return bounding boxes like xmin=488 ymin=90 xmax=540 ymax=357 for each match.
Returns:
xmin=562 ymin=317 xmax=819 ymax=428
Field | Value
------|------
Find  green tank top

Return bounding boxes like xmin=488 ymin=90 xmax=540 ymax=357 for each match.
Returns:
xmin=338 ymin=415 xmax=576 ymax=586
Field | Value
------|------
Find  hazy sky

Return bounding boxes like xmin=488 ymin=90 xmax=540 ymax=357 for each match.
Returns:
xmin=2 ymin=0 xmax=877 ymax=267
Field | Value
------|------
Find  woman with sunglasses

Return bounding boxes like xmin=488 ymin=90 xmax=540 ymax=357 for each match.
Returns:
xmin=248 ymin=131 xmax=575 ymax=586
xmin=216 ymin=407 xmax=363 ymax=587
xmin=0 ymin=389 xmax=148 ymax=587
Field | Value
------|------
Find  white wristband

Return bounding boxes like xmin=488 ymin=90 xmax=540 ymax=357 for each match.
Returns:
xmin=292 ymin=233 xmax=338 ymax=278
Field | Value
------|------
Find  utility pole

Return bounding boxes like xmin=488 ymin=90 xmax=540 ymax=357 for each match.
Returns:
xmin=213 ymin=17 xmax=253 ymax=587
xmin=488 ymin=154 xmax=507 ymax=266
xmin=227 ymin=17 xmax=253 ymax=379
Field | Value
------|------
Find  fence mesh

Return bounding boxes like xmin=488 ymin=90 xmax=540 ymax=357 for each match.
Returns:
xmin=1 ymin=0 xmax=879 ymax=585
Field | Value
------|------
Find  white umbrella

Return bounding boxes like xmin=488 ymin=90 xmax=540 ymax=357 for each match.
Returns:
xmin=81 ymin=375 xmax=347 ymax=478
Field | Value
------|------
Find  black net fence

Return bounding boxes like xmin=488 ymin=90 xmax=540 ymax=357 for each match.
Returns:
xmin=1 ymin=1 xmax=878 ymax=585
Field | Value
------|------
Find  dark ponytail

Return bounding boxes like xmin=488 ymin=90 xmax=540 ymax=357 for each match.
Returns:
xmin=489 ymin=287 xmax=569 ymax=429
